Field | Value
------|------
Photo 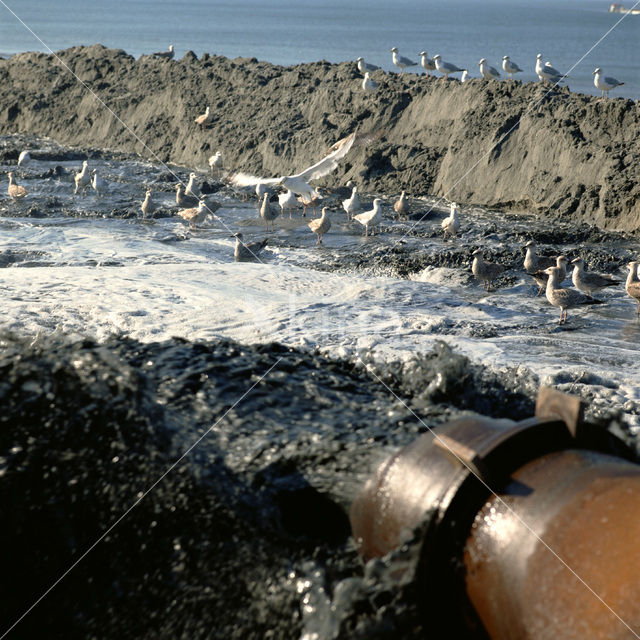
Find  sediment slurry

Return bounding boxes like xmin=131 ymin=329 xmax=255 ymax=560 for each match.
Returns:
xmin=0 ymin=45 xmax=639 ymax=231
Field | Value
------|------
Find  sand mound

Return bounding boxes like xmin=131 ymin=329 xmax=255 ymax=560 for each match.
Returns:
xmin=1 ymin=44 xmax=639 ymax=231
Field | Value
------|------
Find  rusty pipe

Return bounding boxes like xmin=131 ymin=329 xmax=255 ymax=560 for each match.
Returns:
xmin=349 ymin=388 xmax=640 ymax=639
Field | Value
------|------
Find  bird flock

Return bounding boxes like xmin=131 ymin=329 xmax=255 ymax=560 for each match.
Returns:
xmin=355 ymin=48 xmax=625 ymax=97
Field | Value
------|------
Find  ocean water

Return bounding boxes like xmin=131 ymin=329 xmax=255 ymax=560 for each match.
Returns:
xmin=0 ymin=0 xmax=639 ymax=99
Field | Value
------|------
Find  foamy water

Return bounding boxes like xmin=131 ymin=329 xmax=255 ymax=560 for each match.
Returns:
xmin=2 ymin=135 xmax=640 ymax=429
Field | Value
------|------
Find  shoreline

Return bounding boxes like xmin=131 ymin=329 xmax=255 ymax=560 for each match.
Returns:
xmin=0 ymin=44 xmax=639 ymax=234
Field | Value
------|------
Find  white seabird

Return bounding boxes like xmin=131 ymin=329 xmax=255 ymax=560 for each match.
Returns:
xmin=471 ymin=249 xmax=505 ymax=292
xmin=74 ymin=160 xmax=91 ymax=195
xmin=571 ymin=257 xmax=620 ymax=294
xmin=433 ymin=54 xmax=466 ymax=81
xmin=362 ymin=72 xmax=379 ymax=93
xmin=176 ymin=183 xmax=199 ymax=208
xmin=177 ymin=199 xmax=207 ymax=228
xmin=152 ymin=45 xmax=174 ymax=60
xmin=141 ymin=189 xmax=156 ymax=218
xmin=478 ymin=58 xmax=501 ymax=81
xmin=208 ymin=151 xmax=223 ymax=177
xmin=229 ymin=131 xmax=358 ymax=203
xmin=461 ymin=70 xmax=469 ymax=83
xmin=260 ymin=193 xmax=279 ymax=232
xmin=354 ymin=198 xmax=382 ymax=236
xmin=441 ymin=202 xmax=460 ymax=240
xmin=342 ymin=185 xmax=360 ymax=221
xmin=91 ymin=169 xmax=106 ymax=197
xmin=625 ymin=262 xmax=640 ymax=315
xmin=502 ymin=56 xmax=523 ymax=79
xmin=17 ymin=150 xmax=31 ymax=167
xmin=185 ymin=172 xmax=201 ymax=198
xmin=535 ymin=54 xmax=566 ymax=83
xmin=418 ymin=51 xmax=436 ymax=76
xmin=195 ymin=106 xmax=212 ymax=130
xmin=356 ymin=57 xmax=381 ymax=74
xmin=7 ymin=172 xmax=27 ymax=199
xmin=278 ymin=189 xmax=298 ymax=218
xmin=394 ymin=191 xmax=410 ymax=220
xmin=593 ymin=68 xmax=625 ymax=97
xmin=389 ymin=47 xmax=417 ymax=73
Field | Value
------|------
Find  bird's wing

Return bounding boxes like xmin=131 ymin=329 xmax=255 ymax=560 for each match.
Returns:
xmin=605 ymin=76 xmax=623 ymax=86
xmin=228 ymin=172 xmax=281 ymax=188
xmin=295 ymin=132 xmax=357 ymax=182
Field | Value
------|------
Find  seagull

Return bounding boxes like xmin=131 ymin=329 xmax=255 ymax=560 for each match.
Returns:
xmin=17 ymin=150 xmax=31 ymax=167
xmin=472 ymin=248 xmax=505 ymax=292
xmin=625 ymin=262 xmax=640 ymax=314
xmin=441 ymin=202 xmax=460 ymax=240
xmin=298 ymin=189 xmax=324 ymax=218
xmin=141 ymin=190 xmax=156 ymax=218
xmin=524 ymin=240 xmax=556 ymax=273
xmin=232 ymin=232 xmax=267 ymax=262
xmin=354 ymin=198 xmax=382 ymax=236
xmin=152 ymin=44 xmax=174 ymax=60
xmin=308 ymin=207 xmax=332 ymax=244
xmin=229 ymin=131 xmax=358 ymax=204
xmin=278 ymin=189 xmax=298 ymax=218
xmin=502 ymin=56 xmax=523 ymax=79
xmin=389 ymin=47 xmax=417 ymax=73
xmin=177 ymin=199 xmax=207 ymax=228
xmin=362 ymin=72 xmax=379 ymax=93
xmin=394 ymin=191 xmax=410 ymax=220
xmin=419 ymin=51 xmax=436 ymax=76
xmin=208 ymin=151 xmax=223 ymax=177
xmin=531 ymin=255 xmax=568 ymax=295
xmin=91 ymin=170 xmax=106 ymax=197
xmin=194 ymin=106 xmax=212 ymax=130
xmin=571 ymin=258 xmax=620 ymax=295
xmin=544 ymin=266 xmax=603 ymax=324
xmin=185 ymin=172 xmax=201 ymax=198
xmin=260 ymin=193 xmax=279 ymax=232
xmin=593 ymin=68 xmax=625 ymax=97
xmin=433 ymin=54 xmax=466 ymax=80
xmin=356 ymin=57 xmax=381 ymax=74
xmin=74 ymin=160 xmax=91 ymax=195
xmin=478 ymin=58 xmax=501 ymax=81
xmin=461 ymin=70 xmax=469 ymax=83
xmin=176 ymin=183 xmax=200 ymax=208
xmin=7 ymin=172 xmax=27 ymax=199
xmin=535 ymin=54 xmax=566 ymax=83
xmin=342 ymin=185 xmax=360 ymax=221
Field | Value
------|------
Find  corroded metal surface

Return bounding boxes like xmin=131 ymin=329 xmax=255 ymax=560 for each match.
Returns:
xmin=465 ymin=449 xmax=640 ymax=639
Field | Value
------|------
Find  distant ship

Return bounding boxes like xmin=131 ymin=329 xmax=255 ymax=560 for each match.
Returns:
xmin=609 ymin=3 xmax=640 ymax=13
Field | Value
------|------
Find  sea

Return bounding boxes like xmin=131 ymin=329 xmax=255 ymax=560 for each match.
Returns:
xmin=0 ymin=0 xmax=639 ymax=100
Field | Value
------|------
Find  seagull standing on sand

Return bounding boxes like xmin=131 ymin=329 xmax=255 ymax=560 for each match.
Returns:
xmin=362 ymin=72 xmax=379 ymax=93
xmin=419 ymin=51 xmax=436 ymax=76
xmin=17 ymin=150 xmax=31 ymax=167
xmin=394 ymin=191 xmax=410 ymax=220
xmin=478 ymin=58 xmax=501 ymax=81
xmin=74 ymin=160 xmax=91 ymax=195
xmin=232 ymin=232 xmax=267 ymax=262
xmin=544 ymin=266 xmax=602 ymax=324
xmin=208 ymin=152 xmax=223 ymax=177
xmin=433 ymin=54 xmax=466 ymax=81
xmin=524 ymin=240 xmax=556 ymax=292
xmin=571 ymin=257 xmax=620 ymax=294
xmin=141 ymin=190 xmax=156 ymax=218
xmin=152 ymin=44 xmax=174 ymax=60
xmin=278 ymin=189 xmax=298 ymax=218
xmin=195 ymin=106 xmax=212 ymax=130
xmin=342 ymin=185 xmax=360 ymax=221
xmin=308 ymin=207 xmax=332 ymax=244
xmin=389 ymin=48 xmax=417 ymax=73
xmin=229 ymin=131 xmax=358 ymax=204
xmin=356 ymin=57 xmax=381 ymax=74
xmin=441 ymin=202 xmax=460 ymax=240
xmin=625 ymin=262 xmax=640 ymax=314
xmin=535 ymin=54 xmax=566 ymax=83
xmin=472 ymin=248 xmax=505 ymax=292
xmin=354 ymin=198 xmax=382 ymax=236
xmin=91 ymin=170 xmax=106 ymax=197
xmin=502 ymin=56 xmax=523 ymax=79
xmin=177 ymin=199 xmax=207 ymax=228
xmin=7 ymin=172 xmax=27 ymax=199
xmin=593 ymin=68 xmax=625 ymax=97
xmin=260 ymin=193 xmax=279 ymax=232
